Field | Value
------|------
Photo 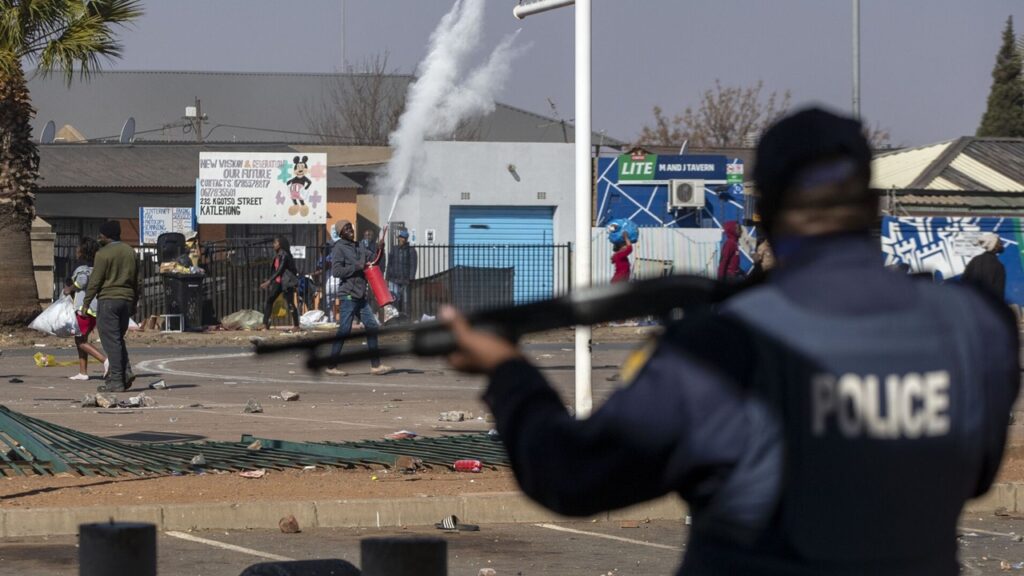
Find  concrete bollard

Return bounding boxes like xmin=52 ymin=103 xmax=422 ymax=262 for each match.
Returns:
xmin=79 ymin=521 xmax=156 ymax=576
xmin=361 ymin=537 xmax=446 ymax=576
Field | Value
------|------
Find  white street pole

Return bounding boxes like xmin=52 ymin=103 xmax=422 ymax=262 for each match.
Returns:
xmin=573 ymin=0 xmax=593 ymax=418
xmin=511 ymin=0 xmax=591 ymax=418
xmin=852 ymin=0 xmax=860 ymax=118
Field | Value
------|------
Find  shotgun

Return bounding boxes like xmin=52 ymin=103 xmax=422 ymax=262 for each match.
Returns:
xmin=253 ymin=274 xmax=742 ymax=370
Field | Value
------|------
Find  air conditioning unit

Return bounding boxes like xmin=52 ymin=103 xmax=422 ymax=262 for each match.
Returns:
xmin=668 ymin=179 xmax=705 ymax=209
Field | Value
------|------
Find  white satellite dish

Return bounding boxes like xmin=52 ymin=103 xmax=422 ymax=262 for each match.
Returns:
xmin=119 ymin=117 xmax=135 ymax=144
xmin=39 ymin=120 xmax=56 ymax=144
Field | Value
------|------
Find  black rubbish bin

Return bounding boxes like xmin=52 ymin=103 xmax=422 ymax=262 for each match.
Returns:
xmin=162 ymin=274 xmax=205 ymax=331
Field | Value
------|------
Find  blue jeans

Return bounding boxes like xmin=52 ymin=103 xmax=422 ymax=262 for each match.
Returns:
xmin=388 ymin=281 xmax=408 ymax=309
xmin=330 ymin=296 xmax=380 ymax=368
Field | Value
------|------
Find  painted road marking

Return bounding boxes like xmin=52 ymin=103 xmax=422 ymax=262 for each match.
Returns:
xmin=165 ymin=531 xmax=295 ymax=562
xmin=959 ymin=526 xmax=1017 ymax=537
xmin=137 ymin=353 xmax=476 ymax=391
xmin=534 ymin=523 xmax=683 ymax=552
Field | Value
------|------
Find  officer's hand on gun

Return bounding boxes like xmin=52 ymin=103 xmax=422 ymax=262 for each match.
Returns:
xmin=439 ymin=305 xmax=521 ymax=374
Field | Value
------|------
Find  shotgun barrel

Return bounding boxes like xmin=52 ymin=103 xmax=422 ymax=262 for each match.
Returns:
xmin=254 ymin=274 xmax=741 ymax=370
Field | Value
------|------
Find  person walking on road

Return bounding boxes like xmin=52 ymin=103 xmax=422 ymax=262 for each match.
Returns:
xmin=324 ymin=220 xmax=391 ymax=377
xmin=386 ymin=229 xmax=418 ymax=311
xmin=260 ymin=236 xmax=301 ymax=332
xmin=438 ymin=108 xmax=1020 ymax=576
xmin=64 ymin=237 xmax=107 ymax=381
xmin=83 ymin=221 xmax=140 ymax=392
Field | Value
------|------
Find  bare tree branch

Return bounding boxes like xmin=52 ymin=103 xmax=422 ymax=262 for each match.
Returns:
xmin=639 ymin=79 xmax=895 ymax=150
xmin=301 ymin=53 xmax=405 ymax=145
xmin=638 ymin=80 xmax=790 ymax=148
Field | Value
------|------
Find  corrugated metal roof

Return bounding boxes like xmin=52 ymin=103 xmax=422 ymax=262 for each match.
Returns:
xmin=28 ymin=70 xmax=624 ymax=146
xmin=897 ymin=194 xmax=1024 ymax=210
xmin=950 ymin=149 xmax=1024 ymax=191
xmin=38 ymin=143 xmax=363 ymax=189
xmin=925 ymin=177 xmax=962 ymax=191
xmin=871 ymin=137 xmax=1024 ymax=193
xmin=870 ymin=141 xmax=951 ymax=188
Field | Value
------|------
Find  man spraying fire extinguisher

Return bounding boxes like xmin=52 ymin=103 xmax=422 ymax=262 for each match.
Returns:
xmin=324 ymin=220 xmax=394 ymax=377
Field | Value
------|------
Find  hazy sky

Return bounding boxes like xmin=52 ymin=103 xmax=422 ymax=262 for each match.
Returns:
xmin=100 ymin=0 xmax=1023 ymax=147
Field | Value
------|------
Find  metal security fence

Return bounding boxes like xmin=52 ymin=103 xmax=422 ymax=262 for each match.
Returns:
xmin=53 ymin=241 xmax=572 ymax=327
xmin=406 ymin=244 xmax=572 ymax=319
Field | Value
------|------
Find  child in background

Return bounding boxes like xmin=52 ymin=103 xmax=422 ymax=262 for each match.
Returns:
xmin=63 ymin=238 xmax=108 ymax=381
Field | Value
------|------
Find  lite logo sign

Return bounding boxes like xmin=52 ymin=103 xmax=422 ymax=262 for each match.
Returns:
xmin=617 ymin=154 xmax=656 ymax=182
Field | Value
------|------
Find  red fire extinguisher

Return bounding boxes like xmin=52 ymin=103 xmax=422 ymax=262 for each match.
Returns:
xmin=366 ymin=228 xmax=400 ymax=324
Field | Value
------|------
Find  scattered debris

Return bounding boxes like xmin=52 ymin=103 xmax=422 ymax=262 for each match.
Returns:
xmin=279 ymin=514 xmax=301 ymax=534
xmin=435 ymin=515 xmax=479 ymax=532
xmin=996 ymin=507 xmax=1011 ymax=517
xmin=243 ymin=399 xmax=263 ymax=414
xmin=281 ymin=390 xmax=300 ymax=402
xmin=239 ymin=469 xmax=266 ymax=479
xmin=302 ymin=465 xmax=317 ymax=471
xmin=440 ymin=411 xmax=470 ymax=422
xmin=81 ymin=394 xmax=97 ymax=408
xmin=620 ymin=520 xmax=640 ymax=529
xmin=453 ymin=459 xmax=482 ymax=473
xmin=95 ymin=393 xmax=117 ymax=408
xmin=385 ymin=430 xmax=417 ymax=440
xmin=190 ymin=454 xmax=206 ymax=466
xmin=149 ymin=380 xmax=167 ymax=390
xmin=246 ymin=440 xmax=262 ymax=451
xmin=479 ymin=569 xmax=497 ymax=576
xmin=395 ymin=455 xmax=423 ymax=472
xmin=132 ymin=393 xmax=156 ymax=408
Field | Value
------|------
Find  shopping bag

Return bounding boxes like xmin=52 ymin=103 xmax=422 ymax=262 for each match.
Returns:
xmin=28 ymin=295 xmax=79 ymax=337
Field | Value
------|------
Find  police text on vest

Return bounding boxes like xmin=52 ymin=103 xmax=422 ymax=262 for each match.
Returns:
xmin=812 ymin=371 xmax=950 ymax=438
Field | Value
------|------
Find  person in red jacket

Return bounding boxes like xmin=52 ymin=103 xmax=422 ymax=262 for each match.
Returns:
xmin=718 ymin=221 xmax=742 ymax=280
xmin=611 ymin=234 xmax=633 ymax=283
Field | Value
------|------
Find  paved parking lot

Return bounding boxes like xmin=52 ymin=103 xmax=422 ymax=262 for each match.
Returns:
xmin=5 ymin=515 xmax=1024 ymax=575
xmin=1 ymin=520 xmax=683 ymax=576
xmin=0 ymin=341 xmax=636 ymax=444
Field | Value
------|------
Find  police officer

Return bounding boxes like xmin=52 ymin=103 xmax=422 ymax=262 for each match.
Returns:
xmin=440 ymin=108 xmax=1020 ymax=575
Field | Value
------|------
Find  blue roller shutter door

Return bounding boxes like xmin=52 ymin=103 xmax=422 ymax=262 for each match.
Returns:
xmin=450 ymin=206 xmax=554 ymax=304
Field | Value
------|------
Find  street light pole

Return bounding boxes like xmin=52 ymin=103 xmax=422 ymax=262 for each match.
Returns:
xmin=852 ymin=0 xmax=861 ymax=118
xmin=573 ymin=0 xmax=593 ymax=418
xmin=512 ymin=0 xmax=592 ymax=418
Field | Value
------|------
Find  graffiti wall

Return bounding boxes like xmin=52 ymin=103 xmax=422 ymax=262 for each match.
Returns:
xmin=881 ymin=216 xmax=1024 ymax=304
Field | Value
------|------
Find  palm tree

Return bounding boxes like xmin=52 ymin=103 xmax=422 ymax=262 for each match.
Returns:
xmin=0 ymin=0 xmax=142 ymax=325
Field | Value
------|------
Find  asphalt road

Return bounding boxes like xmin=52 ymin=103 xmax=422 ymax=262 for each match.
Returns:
xmin=0 ymin=342 xmax=638 ymax=444
xmin=2 ymin=520 xmax=683 ymax=576
xmin=5 ymin=515 xmax=1024 ymax=575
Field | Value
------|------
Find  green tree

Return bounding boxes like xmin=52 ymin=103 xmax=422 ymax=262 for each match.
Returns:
xmin=977 ymin=16 xmax=1024 ymax=137
xmin=0 ymin=0 xmax=142 ymax=325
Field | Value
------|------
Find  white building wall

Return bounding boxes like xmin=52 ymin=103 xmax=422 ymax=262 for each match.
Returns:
xmin=382 ymin=141 xmax=575 ymax=245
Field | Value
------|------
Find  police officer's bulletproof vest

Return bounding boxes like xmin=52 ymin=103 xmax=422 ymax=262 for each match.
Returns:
xmin=719 ymin=282 xmax=984 ymax=571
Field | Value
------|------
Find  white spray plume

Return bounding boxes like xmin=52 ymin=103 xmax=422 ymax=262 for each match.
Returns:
xmin=382 ymin=0 xmax=528 ymax=223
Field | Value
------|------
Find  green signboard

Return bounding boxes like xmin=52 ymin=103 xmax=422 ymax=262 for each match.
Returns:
xmin=617 ymin=154 xmax=657 ymax=182
xmin=726 ymin=163 xmax=744 ymax=184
